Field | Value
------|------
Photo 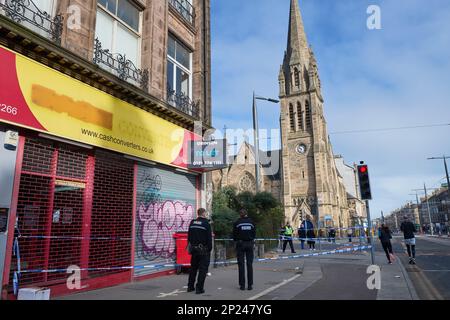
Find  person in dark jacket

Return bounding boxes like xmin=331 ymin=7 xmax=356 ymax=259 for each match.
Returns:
xmin=303 ymin=215 xmax=316 ymax=250
xmin=187 ymin=208 xmax=212 ymax=294
xmin=233 ymin=209 xmax=256 ymax=291
xmin=400 ymin=216 xmax=417 ymax=265
xmin=378 ymin=224 xmax=394 ymax=264
xmin=329 ymin=227 xmax=336 ymax=244
xmin=298 ymin=223 xmax=307 ymax=250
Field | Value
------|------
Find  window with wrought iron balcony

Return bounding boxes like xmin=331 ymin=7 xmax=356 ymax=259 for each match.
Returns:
xmin=168 ymin=0 xmax=195 ymax=26
xmin=0 ymin=0 xmax=64 ymax=44
xmin=167 ymin=35 xmax=200 ymax=119
xmin=93 ymin=0 xmax=148 ymax=91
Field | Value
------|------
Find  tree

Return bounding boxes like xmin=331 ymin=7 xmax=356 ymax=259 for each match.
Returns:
xmin=211 ymin=188 xmax=284 ymax=239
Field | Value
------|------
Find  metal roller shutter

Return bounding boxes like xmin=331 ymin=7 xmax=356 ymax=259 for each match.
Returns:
xmin=134 ymin=165 xmax=198 ymax=277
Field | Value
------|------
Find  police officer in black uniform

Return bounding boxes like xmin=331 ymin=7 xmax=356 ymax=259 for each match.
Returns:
xmin=233 ymin=208 xmax=256 ymax=291
xmin=187 ymin=208 xmax=212 ymax=294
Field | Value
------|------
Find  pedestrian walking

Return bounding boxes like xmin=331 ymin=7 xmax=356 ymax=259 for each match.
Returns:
xmin=347 ymin=227 xmax=353 ymax=242
xmin=329 ymin=227 xmax=336 ymax=244
xmin=304 ymin=215 xmax=316 ymax=250
xmin=282 ymin=222 xmax=296 ymax=253
xmin=233 ymin=209 xmax=256 ymax=291
xmin=400 ymin=215 xmax=417 ymax=265
xmin=187 ymin=208 xmax=212 ymax=294
xmin=378 ymin=224 xmax=395 ymax=264
xmin=298 ymin=222 xmax=306 ymax=250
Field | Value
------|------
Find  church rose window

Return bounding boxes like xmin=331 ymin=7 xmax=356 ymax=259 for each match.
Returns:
xmin=239 ymin=172 xmax=256 ymax=193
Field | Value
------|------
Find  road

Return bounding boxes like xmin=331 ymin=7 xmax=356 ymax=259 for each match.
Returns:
xmin=387 ymin=235 xmax=450 ymax=300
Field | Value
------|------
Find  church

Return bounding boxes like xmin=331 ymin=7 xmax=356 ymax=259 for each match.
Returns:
xmin=213 ymin=0 xmax=367 ymax=230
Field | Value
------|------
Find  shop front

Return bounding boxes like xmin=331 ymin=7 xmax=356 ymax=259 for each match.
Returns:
xmin=0 ymin=45 xmax=206 ymax=298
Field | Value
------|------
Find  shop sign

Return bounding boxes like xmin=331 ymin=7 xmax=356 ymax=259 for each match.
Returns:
xmin=0 ymin=45 xmax=200 ymax=169
xmin=188 ymin=139 xmax=227 ymax=169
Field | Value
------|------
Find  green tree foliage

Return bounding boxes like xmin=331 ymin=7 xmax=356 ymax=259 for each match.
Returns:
xmin=211 ymin=188 xmax=284 ymax=239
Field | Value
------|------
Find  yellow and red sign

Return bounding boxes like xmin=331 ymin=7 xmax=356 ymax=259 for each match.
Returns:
xmin=0 ymin=45 xmax=199 ymax=169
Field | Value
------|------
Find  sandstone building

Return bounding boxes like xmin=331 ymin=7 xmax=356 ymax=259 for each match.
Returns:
xmin=214 ymin=0 xmax=366 ymax=230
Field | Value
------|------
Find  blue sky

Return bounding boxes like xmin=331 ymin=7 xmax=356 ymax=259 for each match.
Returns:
xmin=210 ymin=0 xmax=450 ymax=219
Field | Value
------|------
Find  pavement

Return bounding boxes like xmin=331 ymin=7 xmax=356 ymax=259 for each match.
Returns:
xmin=58 ymin=240 xmax=420 ymax=300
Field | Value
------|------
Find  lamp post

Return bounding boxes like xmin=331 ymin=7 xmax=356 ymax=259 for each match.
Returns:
xmin=252 ymin=92 xmax=279 ymax=193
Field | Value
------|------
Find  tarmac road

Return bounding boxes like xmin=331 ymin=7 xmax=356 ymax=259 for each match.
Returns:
xmin=382 ymin=235 xmax=450 ymax=300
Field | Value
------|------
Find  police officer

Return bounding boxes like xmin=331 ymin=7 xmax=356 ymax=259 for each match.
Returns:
xmin=282 ymin=222 xmax=296 ymax=254
xmin=187 ymin=208 xmax=212 ymax=294
xmin=233 ymin=208 xmax=256 ymax=291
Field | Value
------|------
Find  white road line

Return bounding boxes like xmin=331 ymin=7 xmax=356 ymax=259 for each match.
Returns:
xmin=247 ymin=274 xmax=301 ymax=301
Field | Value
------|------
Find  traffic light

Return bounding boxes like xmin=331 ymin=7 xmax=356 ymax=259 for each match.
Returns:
xmin=357 ymin=164 xmax=372 ymax=200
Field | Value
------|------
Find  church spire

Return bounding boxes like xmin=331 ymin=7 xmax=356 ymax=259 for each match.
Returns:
xmin=286 ymin=0 xmax=310 ymax=67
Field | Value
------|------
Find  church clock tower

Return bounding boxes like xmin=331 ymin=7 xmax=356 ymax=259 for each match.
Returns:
xmin=279 ymin=0 xmax=340 ymax=228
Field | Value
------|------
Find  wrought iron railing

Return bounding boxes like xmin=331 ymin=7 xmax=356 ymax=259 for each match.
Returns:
xmin=0 ymin=0 xmax=63 ymax=44
xmin=168 ymin=0 xmax=195 ymax=25
xmin=167 ymin=88 xmax=200 ymax=119
xmin=93 ymin=38 xmax=149 ymax=91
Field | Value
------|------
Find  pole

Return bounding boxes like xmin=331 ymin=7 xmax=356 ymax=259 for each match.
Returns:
xmin=252 ymin=91 xmax=261 ymax=193
xmin=424 ymin=183 xmax=434 ymax=236
xmin=444 ymin=158 xmax=450 ymax=232
xmin=365 ymin=200 xmax=375 ymax=265
xmin=443 ymin=157 xmax=450 ymax=193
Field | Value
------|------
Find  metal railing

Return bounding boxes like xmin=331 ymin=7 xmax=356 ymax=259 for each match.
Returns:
xmin=93 ymin=38 xmax=149 ymax=91
xmin=0 ymin=0 xmax=63 ymax=43
xmin=167 ymin=88 xmax=200 ymax=119
xmin=168 ymin=0 xmax=195 ymax=25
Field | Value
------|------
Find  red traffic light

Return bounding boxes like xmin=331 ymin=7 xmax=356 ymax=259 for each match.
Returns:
xmin=359 ymin=165 xmax=368 ymax=173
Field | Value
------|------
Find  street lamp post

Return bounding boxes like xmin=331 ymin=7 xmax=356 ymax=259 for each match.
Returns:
xmin=252 ymin=92 xmax=279 ymax=193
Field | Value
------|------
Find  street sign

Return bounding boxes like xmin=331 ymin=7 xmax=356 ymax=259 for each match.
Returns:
xmin=188 ymin=139 xmax=227 ymax=170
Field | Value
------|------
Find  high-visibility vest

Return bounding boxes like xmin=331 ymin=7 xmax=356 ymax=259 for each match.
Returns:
xmin=285 ymin=226 xmax=293 ymax=236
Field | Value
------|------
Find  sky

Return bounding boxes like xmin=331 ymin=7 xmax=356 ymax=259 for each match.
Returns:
xmin=209 ymin=0 xmax=450 ymax=220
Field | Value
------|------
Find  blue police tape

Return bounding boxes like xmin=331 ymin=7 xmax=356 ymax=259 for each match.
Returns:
xmin=16 ymin=244 xmax=372 ymax=274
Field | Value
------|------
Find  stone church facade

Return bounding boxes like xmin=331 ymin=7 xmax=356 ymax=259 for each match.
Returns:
xmin=213 ymin=0 xmax=366 ymax=230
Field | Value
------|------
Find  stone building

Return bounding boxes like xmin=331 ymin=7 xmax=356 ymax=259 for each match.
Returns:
xmin=278 ymin=0 xmax=350 ymax=228
xmin=212 ymin=141 xmax=282 ymax=201
xmin=0 ymin=0 xmax=212 ymax=299
xmin=214 ymin=1 xmax=362 ymax=231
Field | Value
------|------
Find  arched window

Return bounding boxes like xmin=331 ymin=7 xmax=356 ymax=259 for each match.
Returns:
xmin=294 ymin=67 xmax=300 ymax=87
xmin=297 ymin=102 xmax=303 ymax=131
xmin=289 ymin=103 xmax=295 ymax=132
xmin=239 ymin=172 xmax=256 ymax=193
xmin=305 ymin=100 xmax=311 ymax=130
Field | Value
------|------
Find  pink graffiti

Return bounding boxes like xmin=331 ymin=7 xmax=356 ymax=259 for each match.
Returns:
xmin=138 ymin=200 xmax=194 ymax=258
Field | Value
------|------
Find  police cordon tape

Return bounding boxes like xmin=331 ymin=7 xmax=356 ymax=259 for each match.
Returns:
xmin=14 ymin=244 xmax=372 ymax=275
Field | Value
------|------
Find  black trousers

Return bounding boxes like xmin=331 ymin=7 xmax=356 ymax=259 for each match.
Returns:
xmin=381 ymin=241 xmax=393 ymax=262
xmin=188 ymin=253 xmax=210 ymax=291
xmin=236 ymin=241 xmax=254 ymax=287
xmin=283 ymin=239 xmax=295 ymax=253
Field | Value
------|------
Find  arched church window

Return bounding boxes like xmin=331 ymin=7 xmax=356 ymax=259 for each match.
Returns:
xmin=305 ymin=100 xmax=311 ymax=130
xmin=239 ymin=172 xmax=256 ymax=193
xmin=289 ymin=104 xmax=295 ymax=132
xmin=297 ymin=102 xmax=303 ymax=131
xmin=294 ymin=67 xmax=300 ymax=87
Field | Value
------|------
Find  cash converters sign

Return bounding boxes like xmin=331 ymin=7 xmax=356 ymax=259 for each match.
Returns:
xmin=0 ymin=45 xmax=200 ymax=169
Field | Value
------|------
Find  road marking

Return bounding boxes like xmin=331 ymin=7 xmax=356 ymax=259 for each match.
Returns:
xmin=247 ymin=274 xmax=301 ymax=301
xmin=156 ymin=289 xmax=185 ymax=298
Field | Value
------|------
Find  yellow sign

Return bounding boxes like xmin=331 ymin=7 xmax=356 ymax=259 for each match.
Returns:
xmin=0 ymin=45 xmax=197 ymax=168
xmin=55 ymin=180 xmax=86 ymax=189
